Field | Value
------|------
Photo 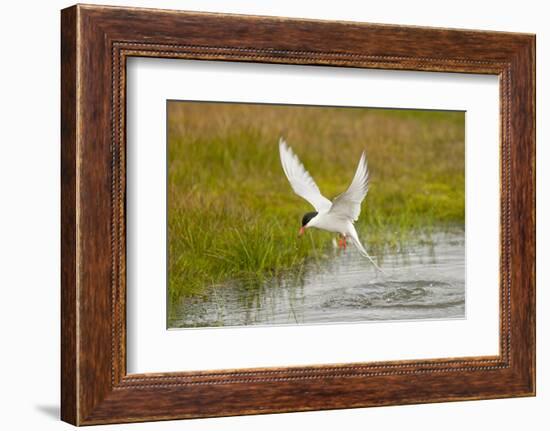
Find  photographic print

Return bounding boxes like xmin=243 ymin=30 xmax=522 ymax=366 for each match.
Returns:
xmin=60 ymin=6 xmax=535 ymax=423
xmin=167 ymin=101 xmax=465 ymax=328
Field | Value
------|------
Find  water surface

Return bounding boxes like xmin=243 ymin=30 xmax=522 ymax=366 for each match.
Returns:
xmin=169 ymin=231 xmax=465 ymax=328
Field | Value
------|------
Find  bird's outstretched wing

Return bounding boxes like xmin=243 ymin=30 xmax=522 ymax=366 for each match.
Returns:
xmin=328 ymin=151 xmax=369 ymax=222
xmin=279 ymin=138 xmax=332 ymax=213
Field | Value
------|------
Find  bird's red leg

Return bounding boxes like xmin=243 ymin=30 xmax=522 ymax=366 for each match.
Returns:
xmin=343 ymin=235 xmax=347 ymax=249
xmin=337 ymin=235 xmax=344 ymax=249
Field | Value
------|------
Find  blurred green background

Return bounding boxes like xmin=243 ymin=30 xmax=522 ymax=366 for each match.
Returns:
xmin=167 ymin=101 xmax=464 ymax=307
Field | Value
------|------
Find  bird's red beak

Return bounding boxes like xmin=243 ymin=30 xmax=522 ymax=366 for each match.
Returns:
xmin=298 ymin=226 xmax=305 ymax=237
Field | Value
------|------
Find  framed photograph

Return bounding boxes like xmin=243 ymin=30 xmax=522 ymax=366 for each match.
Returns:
xmin=61 ymin=4 xmax=535 ymax=425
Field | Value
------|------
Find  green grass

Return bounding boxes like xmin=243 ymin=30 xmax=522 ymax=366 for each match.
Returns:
xmin=167 ymin=102 xmax=465 ymax=309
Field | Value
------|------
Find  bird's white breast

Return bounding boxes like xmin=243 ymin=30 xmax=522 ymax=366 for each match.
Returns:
xmin=308 ymin=213 xmax=350 ymax=234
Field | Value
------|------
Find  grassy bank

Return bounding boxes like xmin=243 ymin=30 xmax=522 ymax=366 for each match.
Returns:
xmin=167 ymin=102 xmax=465 ymax=306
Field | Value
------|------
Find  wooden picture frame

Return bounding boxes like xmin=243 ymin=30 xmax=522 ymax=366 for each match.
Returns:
xmin=61 ymin=4 xmax=535 ymax=425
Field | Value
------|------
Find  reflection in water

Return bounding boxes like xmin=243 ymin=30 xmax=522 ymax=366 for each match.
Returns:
xmin=169 ymin=232 xmax=465 ymax=328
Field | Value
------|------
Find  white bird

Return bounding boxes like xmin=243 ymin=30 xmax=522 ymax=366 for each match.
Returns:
xmin=279 ymin=137 xmax=384 ymax=272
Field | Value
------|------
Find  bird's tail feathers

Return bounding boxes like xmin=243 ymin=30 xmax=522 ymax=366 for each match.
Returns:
xmin=348 ymin=234 xmax=386 ymax=274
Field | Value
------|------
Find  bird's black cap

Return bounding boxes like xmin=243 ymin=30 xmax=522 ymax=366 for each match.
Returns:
xmin=301 ymin=211 xmax=318 ymax=227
